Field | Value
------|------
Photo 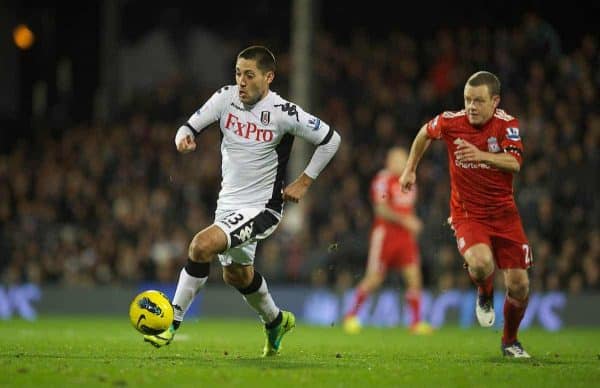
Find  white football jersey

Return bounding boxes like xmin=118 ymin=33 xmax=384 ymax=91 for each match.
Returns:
xmin=186 ymin=85 xmax=332 ymax=213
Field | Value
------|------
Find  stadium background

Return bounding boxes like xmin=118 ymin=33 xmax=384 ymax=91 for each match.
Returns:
xmin=1 ymin=1 xmax=599 ymax=330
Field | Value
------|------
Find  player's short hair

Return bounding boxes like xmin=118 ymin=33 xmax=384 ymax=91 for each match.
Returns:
xmin=237 ymin=46 xmax=276 ymax=74
xmin=467 ymin=71 xmax=501 ymax=97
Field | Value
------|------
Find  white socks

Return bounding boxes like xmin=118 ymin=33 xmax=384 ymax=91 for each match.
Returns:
xmin=171 ymin=266 xmax=280 ymax=326
xmin=172 ymin=268 xmax=207 ymax=322
xmin=242 ymin=275 xmax=280 ymax=324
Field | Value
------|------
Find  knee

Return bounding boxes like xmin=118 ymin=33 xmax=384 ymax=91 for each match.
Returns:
xmin=507 ymin=277 xmax=530 ymax=299
xmin=358 ymin=272 xmax=382 ymax=293
xmin=406 ymin=276 xmax=422 ymax=291
xmin=467 ymin=254 xmax=493 ymax=276
xmin=223 ymin=271 xmax=251 ymax=289
xmin=188 ymin=236 xmax=214 ymax=263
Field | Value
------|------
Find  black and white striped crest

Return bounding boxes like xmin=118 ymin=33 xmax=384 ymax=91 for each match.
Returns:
xmin=261 ymin=111 xmax=271 ymax=125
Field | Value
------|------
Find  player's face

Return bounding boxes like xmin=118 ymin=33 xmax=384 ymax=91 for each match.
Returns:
xmin=235 ymin=58 xmax=273 ymax=105
xmin=464 ymin=84 xmax=500 ymax=126
xmin=387 ymin=148 xmax=408 ymax=175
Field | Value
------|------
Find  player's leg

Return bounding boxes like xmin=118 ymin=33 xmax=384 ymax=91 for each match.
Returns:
xmin=494 ymin=231 xmax=532 ymax=358
xmin=500 ymin=268 xmax=530 ymax=357
xmin=144 ymin=225 xmax=227 ymax=347
xmin=174 ymin=225 xmax=227 ymax=324
xmin=346 ymin=270 xmax=385 ymax=317
xmin=220 ymin=208 xmax=284 ymax=328
xmin=452 ymin=220 xmax=496 ymax=327
xmin=222 ymin=262 xmax=294 ymax=356
xmin=401 ymin=264 xmax=431 ymax=334
xmin=218 ymin=208 xmax=293 ymax=356
xmin=344 ymin=226 xmax=387 ymax=333
xmin=223 ymin=263 xmax=281 ymax=328
xmin=462 ymin=243 xmax=496 ymax=327
xmin=343 ymin=270 xmax=385 ymax=334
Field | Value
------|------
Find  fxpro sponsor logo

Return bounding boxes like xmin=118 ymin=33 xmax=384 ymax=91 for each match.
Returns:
xmin=224 ymin=113 xmax=274 ymax=142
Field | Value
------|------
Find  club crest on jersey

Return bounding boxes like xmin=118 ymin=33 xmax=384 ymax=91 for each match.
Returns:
xmin=260 ymin=111 xmax=271 ymax=125
xmin=506 ymin=127 xmax=521 ymax=141
xmin=487 ymin=137 xmax=500 ymax=153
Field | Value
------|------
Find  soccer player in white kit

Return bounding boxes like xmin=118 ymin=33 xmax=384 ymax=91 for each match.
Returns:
xmin=144 ymin=46 xmax=341 ymax=357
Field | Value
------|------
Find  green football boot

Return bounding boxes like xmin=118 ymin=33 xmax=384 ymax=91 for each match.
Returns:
xmin=144 ymin=324 xmax=176 ymax=348
xmin=262 ymin=310 xmax=296 ymax=357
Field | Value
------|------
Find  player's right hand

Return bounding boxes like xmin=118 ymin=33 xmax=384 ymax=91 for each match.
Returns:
xmin=177 ymin=135 xmax=197 ymax=153
xmin=400 ymin=170 xmax=416 ymax=192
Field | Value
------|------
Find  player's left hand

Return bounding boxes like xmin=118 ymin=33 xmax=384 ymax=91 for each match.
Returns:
xmin=283 ymin=174 xmax=314 ymax=203
xmin=454 ymin=138 xmax=483 ymax=163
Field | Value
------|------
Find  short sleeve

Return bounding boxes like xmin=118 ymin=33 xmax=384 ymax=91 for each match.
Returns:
xmin=426 ymin=113 xmax=444 ymax=139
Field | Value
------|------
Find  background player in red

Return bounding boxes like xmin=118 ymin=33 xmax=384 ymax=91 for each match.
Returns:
xmin=400 ymin=71 xmax=532 ymax=357
xmin=343 ymin=147 xmax=432 ymax=335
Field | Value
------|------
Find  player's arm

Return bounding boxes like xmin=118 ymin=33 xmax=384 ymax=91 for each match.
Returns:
xmin=281 ymin=103 xmax=341 ymax=203
xmin=374 ymin=203 xmax=423 ymax=235
xmin=482 ymin=151 xmax=520 ymax=173
xmin=454 ymin=138 xmax=520 ymax=173
xmin=401 ymin=124 xmax=432 ymax=192
xmin=174 ymin=87 xmax=228 ymax=153
xmin=283 ymin=127 xmax=341 ymax=203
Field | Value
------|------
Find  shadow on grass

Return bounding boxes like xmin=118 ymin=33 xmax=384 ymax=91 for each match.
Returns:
xmin=482 ymin=356 xmax=598 ymax=366
xmin=0 ymin=353 xmax=329 ymax=369
xmin=0 ymin=353 xmax=198 ymax=361
xmin=229 ymin=357 xmax=329 ymax=369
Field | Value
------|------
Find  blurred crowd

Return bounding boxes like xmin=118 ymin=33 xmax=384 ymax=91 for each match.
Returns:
xmin=1 ymin=14 xmax=598 ymax=295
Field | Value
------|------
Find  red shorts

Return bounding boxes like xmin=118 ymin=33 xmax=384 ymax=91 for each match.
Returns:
xmin=451 ymin=216 xmax=532 ymax=269
xmin=366 ymin=225 xmax=420 ymax=273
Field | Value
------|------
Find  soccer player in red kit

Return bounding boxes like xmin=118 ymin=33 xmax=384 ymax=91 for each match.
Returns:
xmin=400 ymin=71 xmax=532 ymax=357
xmin=344 ymin=147 xmax=432 ymax=335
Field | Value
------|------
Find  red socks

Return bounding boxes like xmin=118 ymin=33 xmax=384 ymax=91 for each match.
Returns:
xmin=346 ymin=287 xmax=368 ymax=317
xmin=405 ymin=290 xmax=421 ymax=326
xmin=502 ymin=295 xmax=528 ymax=345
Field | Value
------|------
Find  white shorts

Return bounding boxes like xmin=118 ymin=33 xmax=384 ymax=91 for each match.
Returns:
xmin=213 ymin=208 xmax=281 ymax=266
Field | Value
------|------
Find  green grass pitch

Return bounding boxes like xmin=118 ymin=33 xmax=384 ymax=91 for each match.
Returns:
xmin=1 ymin=317 xmax=599 ymax=387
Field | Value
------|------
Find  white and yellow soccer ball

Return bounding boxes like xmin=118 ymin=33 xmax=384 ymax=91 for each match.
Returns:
xmin=129 ymin=290 xmax=174 ymax=335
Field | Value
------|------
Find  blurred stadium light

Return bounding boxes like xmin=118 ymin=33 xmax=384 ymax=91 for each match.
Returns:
xmin=13 ymin=24 xmax=35 ymax=50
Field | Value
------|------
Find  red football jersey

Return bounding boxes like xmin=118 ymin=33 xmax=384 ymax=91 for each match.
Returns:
xmin=370 ymin=169 xmax=417 ymax=234
xmin=426 ymin=109 xmax=523 ymax=221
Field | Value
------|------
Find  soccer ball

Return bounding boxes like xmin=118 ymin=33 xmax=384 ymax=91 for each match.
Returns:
xmin=129 ymin=290 xmax=174 ymax=335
